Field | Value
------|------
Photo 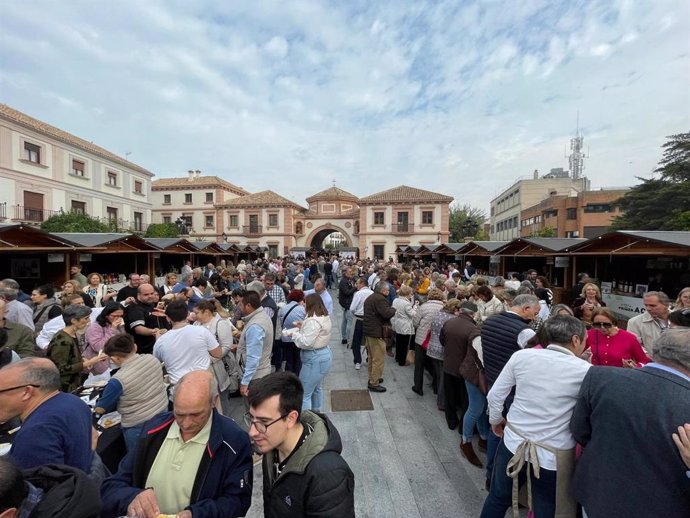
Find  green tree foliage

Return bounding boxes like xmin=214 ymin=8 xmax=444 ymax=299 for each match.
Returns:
xmin=530 ymin=226 xmax=557 ymax=237
xmin=448 ymin=203 xmax=487 ymax=242
xmin=41 ymin=211 xmax=110 ymax=233
xmin=144 ymin=223 xmax=180 ymax=238
xmin=611 ymin=132 xmax=690 ymax=231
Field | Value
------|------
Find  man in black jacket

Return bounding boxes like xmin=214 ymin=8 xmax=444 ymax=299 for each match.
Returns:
xmin=363 ymin=282 xmax=396 ymax=393
xmin=337 ymin=268 xmax=356 ymax=346
xmin=248 ymin=372 xmax=355 ymax=518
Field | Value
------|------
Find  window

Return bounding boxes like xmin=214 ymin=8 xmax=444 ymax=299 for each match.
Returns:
xmin=71 ymin=201 xmax=86 ymax=214
xmin=23 ymin=142 xmax=41 ymax=163
xmin=373 ymin=245 xmax=384 ymax=260
xmin=72 ymin=159 xmax=85 ymax=177
xmin=163 ymin=194 xmax=171 ymax=204
xmin=205 ymin=192 xmax=213 ymax=203
xmin=205 ymin=215 xmax=214 ymax=228
xmin=229 ymin=215 xmax=239 ymax=227
xmin=374 ymin=211 xmax=384 ymax=225
xmin=268 ymin=214 xmax=278 ymax=227
xmin=134 ymin=212 xmax=143 ymax=231
xmin=134 ymin=180 xmax=143 ymax=194
xmin=422 ymin=211 xmax=433 ymax=224
xmin=106 ymin=207 xmax=118 ymax=221
xmin=107 ymin=171 xmax=118 ymax=186
xmin=584 ymin=204 xmax=611 ymax=213
xmin=567 ymin=208 xmax=577 ymax=220
xmin=295 ymin=222 xmax=303 ymax=234
xmin=268 ymin=245 xmax=278 ymax=258
xmin=184 ymin=193 xmax=192 ymax=204
xmin=163 ymin=216 xmax=171 ymax=224
xmin=181 ymin=215 xmax=192 ymax=228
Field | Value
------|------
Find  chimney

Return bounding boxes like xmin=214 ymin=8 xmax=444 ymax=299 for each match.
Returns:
xmin=188 ymin=170 xmax=195 ymax=181
xmin=533 ymin=169 xmax=539 ymax=179
xmin=195 ymin=170 xmax=202 ymax=178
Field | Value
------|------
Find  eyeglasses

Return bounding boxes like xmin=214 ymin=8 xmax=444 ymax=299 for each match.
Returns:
xmin=244 ymin=412 xmax=288 ymax=433
xmin=0 ymin=384 xmax=40 ymax=394
xmin=592 ymin=322 xmax=613 ymax=329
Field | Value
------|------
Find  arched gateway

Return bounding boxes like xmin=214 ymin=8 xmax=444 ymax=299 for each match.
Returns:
xmin=305 ymin=224 xmax=352 ymax=249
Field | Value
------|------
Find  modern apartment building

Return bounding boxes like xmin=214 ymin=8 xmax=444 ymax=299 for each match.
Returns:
xmin=520 ymin=188 xmax=628 ymax=238
xmin=0 ymin=104 xmax=154 ymax=231
xmin=490 ymin=169 xmax=590 ymax=240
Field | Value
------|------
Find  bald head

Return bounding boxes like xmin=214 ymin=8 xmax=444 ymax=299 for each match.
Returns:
xmin=137 ymin=283 xmax=157 ymax=304
xmin=175 ymin=370 xmax=218 ymax=407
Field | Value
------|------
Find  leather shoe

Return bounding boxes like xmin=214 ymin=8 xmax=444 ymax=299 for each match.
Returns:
xmin=460 ymin=440 xmax=483 ymax=468
xmin=379 ymin=378 xmax=384 ymax=383
xmin=478 ymin=438 xmax=488 ymax=452
xmin=411 ymin=386 xmax=423 ymax=396
xmin=368 ymin=384 xmax=387 ymax=393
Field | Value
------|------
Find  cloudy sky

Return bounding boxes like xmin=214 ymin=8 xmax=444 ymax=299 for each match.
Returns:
xmin=1 ymin=0 xmax=688 ymax=212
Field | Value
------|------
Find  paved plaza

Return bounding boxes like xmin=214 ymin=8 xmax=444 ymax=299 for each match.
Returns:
xmin=224 ymin=290 xmax=489 ymax=518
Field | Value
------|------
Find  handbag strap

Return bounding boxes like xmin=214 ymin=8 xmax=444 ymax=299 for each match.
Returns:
xmin=281 ymin=303 xmax=299 ymax=327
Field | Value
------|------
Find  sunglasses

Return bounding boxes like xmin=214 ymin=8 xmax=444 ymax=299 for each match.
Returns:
xmin=592 ymin=322 xmax=613 ymax=329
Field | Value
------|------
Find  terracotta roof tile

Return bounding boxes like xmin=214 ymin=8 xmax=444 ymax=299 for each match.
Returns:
xmin=152 ymin=175 xmax=249 ymax=195
xmin=0 ymin=104 xmax=154 ymax=176
xmin=216 ymin=190 xmax=307 ymax=210
xmin=358 ymin=185 xmax=454 ymax=204
xmin=306 ymin=186 xmax=358 ymax=202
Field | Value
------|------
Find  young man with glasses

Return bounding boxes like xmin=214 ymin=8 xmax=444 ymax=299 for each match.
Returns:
xmin=246 ymin=372 xmax=355 ymax=517
xmin=0 ymin=358 xmax=93 ymax=472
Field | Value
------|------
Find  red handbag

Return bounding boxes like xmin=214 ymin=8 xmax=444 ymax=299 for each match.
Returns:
xmin=421 ymin=329 xmax=431 ymax=350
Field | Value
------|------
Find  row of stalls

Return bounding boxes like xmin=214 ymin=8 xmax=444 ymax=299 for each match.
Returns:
xmin=0 ymin=224 xmax=267 ymax=291
xmin=396 ymin=231 xmax=690 ymax=320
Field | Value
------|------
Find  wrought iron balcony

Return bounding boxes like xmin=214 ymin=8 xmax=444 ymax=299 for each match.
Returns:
xmin=242 ymin=225 xmax=262 ymax=235
xmin=393 ymin=222 xmax=414 ymax=234
xmin=13 ymin=205 xmax=62 ymax=223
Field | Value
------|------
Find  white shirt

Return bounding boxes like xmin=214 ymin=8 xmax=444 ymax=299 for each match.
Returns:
xmin=35 ymin=307 xmax=103 ymax=349
xmin=153 ymin=325 xmax=219 ymax=384
xmin=332 ymin=259 xmax=339 ymax=273
xmin=504 ymin=280 xmax=521 ymax=290
xmin=487 ymin=346 xmax=591 ymax=470
xmin=303 ymin=289 xmax=333 ymax=316
xmin=6 ymin=300 xmax=35 ymax=331
xmin=350 ymin=287 xmax=373 ymax=316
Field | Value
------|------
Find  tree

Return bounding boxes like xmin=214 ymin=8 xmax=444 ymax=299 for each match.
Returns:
xmin=41 ymin=212 xmax=110 ymax=233
xmin=611 ymin=132 xmax=690 ymax=231
xmin=530 ymin=226 xmax=556 ymax=237
xmin=448 ymin=203 xmax=487 ymax=242
xmin=145 ymin=223 xmax=180 ymax=238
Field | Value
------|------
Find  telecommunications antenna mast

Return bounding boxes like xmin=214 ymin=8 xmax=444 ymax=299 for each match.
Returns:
xmin=568 ymin=113 xmax=587 ymax=179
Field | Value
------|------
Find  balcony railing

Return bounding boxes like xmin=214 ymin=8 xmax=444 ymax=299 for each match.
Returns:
xmin=393 ymin=222 xmax=414 ymax=234
xmin=0 ymin=202 xmax=6 ymax=220
xmin=13 ymin=205 xmax=62 ymax=223
xmin=242 ymin=225 xmax=262 ymax=235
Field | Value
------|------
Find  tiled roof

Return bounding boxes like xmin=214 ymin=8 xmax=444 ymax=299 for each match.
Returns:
xmin=152 ymin=175 xmax=249 ymax=195
xmin=216 ymin=190 xmax=307 ymax=210
xmin=358 ymin=185 xmax=454 ymax=204
xmin=0 ymin=104 xmax=154 ymax=177
xmin=306 ymin=186 xmax=359 ymax=202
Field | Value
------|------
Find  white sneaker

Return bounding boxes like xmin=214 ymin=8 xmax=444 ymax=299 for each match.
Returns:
xmin=355 ymin=363 xmax=361 ymax=370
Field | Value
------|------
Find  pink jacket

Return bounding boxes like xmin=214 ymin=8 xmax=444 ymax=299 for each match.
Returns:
xmin=84 ymin=322 xmax=123 ymax=375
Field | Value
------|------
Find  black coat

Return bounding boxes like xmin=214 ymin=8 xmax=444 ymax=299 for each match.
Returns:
xmin=362 ymin=292 xmax=395 ymax=338
xmin=263 ymin=411 xmax=355 ymax=518
xmin=23 ymin=464 xmax=101 ymax=518
xmin=570 ymin=365 xmax=690 ymax=517
xmin=337 ymin=276 xmax=356 ymax=310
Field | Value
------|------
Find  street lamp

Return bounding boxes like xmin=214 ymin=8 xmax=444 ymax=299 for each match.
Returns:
xmin=462 ymin=220 xmax=479 ymax=238
xmin=175 ymin=218 xmax=188 ymax=236
xmin=436 ymin=231 xmax=441 ymax=242
xmin=221 ymin=232 xmax=228 ymax=243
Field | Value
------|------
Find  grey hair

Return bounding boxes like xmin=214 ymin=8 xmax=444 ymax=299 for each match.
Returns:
xmin=181 ymin=272 xmax=193 ymax=282
xmin=517 ymin=286 xmax=534 ymax=295
xmin=246 ymin=280 xmax=266 ymax=297
xmin=12 ymin=358 xmax=61 ymax=392
xmin=643 ymin=291 xmax=671 ymax=305
xmin=61 ymin=304 xmax=92 ymax=325
xmin=1 ymin=279 xmax=20 ymax=291
xmin=0 ymin=287 xmax=18 ymax=301
xmin=263 ymin=272 xmax=276 ymax=282
xmin=549 ymin=304 xmax=574 ymax=318
xmin=652 ymin=328 xmax=690 ymax=371
xmin=542 ymin=315 xmax=586 ymax=345
xmin=512 ymin=294 xmax=539 ymax=309
xmin=374 ymin=281 xmax=390 ymax=295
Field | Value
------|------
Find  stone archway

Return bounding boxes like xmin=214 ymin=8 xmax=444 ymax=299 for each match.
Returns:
xmin=305 ymin=224 xmax=353 ymax=249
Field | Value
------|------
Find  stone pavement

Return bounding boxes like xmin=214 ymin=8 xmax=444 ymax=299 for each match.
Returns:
xmin=223 ymin=290 xmax=489 ymax=517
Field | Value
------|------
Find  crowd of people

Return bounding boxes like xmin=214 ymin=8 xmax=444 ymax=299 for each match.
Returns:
xmin=0 ymin=255 xmax=689 ymax=517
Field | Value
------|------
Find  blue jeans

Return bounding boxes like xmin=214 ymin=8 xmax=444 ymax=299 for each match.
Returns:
xmin=463 ymin=380 xmax=490 ymax=442
xmin=122 ymin=423 xmax=145 ymax=453
xmin=299 ymin=347 xmax=332 ymax=411
xmin=486 ymin=429 xmax=500 ymax=482
xmin=341 ymin=308 xmax=353 ymax=343
xmin=480 ymin=440 xmax=557 ymax=518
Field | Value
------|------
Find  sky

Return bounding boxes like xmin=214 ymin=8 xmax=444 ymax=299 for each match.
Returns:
xmin=1 ymin=0 xmax=688 ymax=214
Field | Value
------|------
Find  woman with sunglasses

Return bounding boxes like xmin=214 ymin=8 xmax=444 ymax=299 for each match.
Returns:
xmin=587 ymin=307 xmax=649 ymax=368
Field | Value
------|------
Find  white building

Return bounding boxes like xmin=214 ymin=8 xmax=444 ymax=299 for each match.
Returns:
xmin=0 ymin=104 xmax=153 ymax=231
xmin=490 ymin=169 xmax=590 ymax=240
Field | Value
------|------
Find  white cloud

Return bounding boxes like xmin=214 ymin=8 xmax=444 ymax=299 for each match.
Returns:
xmin=0 ymin=0 xmax=687 ymax=215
